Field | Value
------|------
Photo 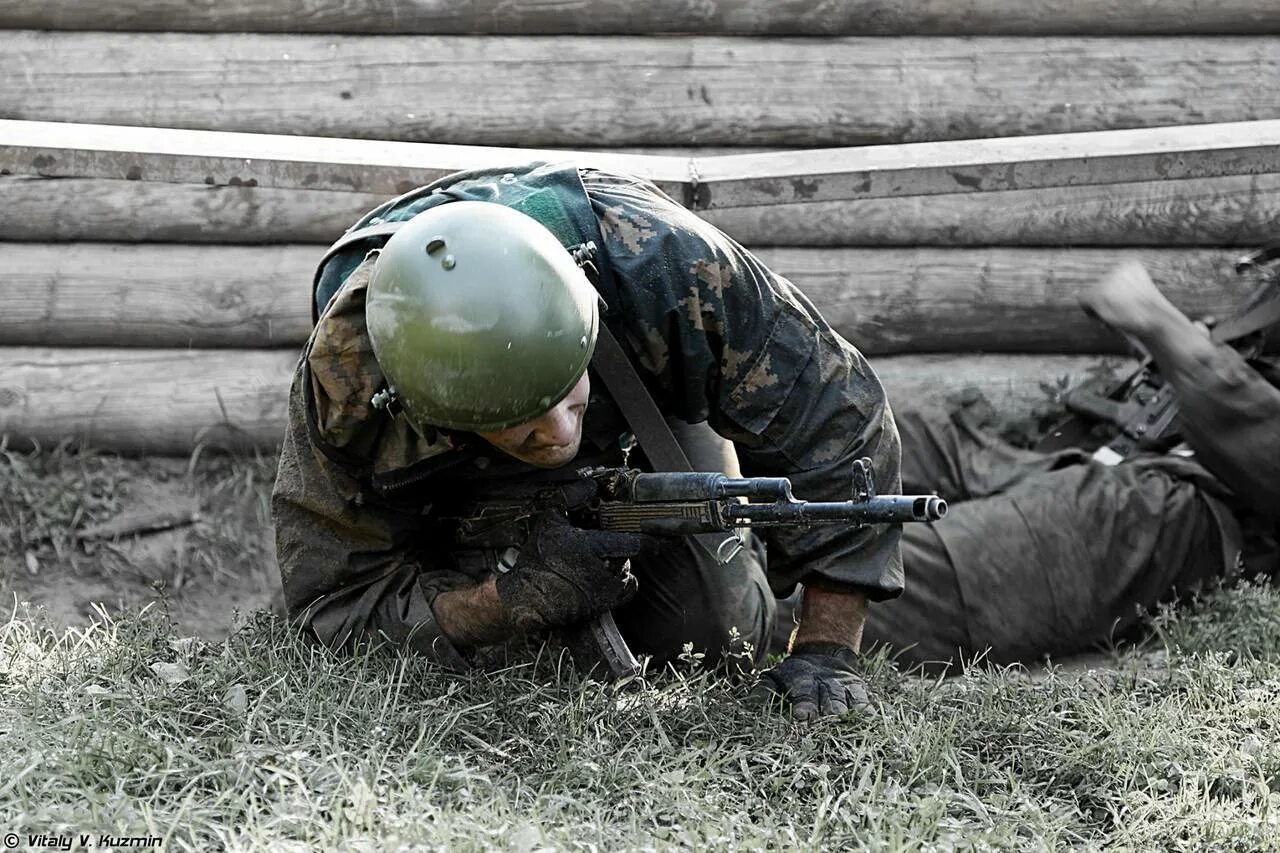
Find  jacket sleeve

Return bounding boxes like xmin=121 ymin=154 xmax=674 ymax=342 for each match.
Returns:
xmin=584 ymin=172 xmax=904 ymax=599
xmin=271 ymin=361 xmax=473 ymax=668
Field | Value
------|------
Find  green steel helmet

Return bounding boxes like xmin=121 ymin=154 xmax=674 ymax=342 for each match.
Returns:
xmin=365 ymin=200 xmax=599 ymax=433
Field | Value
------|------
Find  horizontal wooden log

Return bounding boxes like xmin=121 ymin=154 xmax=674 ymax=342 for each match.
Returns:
xmin=8 ymin=172 xmax=1280 ymax=247
xmin=2 ymin=0 xmax=1278 ymax=35
xmin=0 ymin=244 xmax=1255 ymax=355
xmin=704 ymin=173 xmax=1280 ymax=247
xmin=0 ymin=177 xmax=380 ymax=243
xmin=757 ymin=248 xmax=1252 ymax=355
xmin=0 ymin=348 xmax=295 ymax=455
xmin=4 ymin=34 xmax=1280 ymax=147
xmin=0 ymin=347 xmax=1116 ymax=455
xmin=2 ymin=244 xmax=318 ymax=348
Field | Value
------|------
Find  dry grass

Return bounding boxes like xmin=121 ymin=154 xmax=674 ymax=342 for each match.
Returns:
xmin=2 ymin=443 xmax=1279 ymax=850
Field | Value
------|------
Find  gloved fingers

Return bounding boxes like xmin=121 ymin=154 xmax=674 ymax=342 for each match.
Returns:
xmin=791 ymin=695 xmax=820 ymax=722
xmin=760 ymin=660 xmax=822 ymax=721
xmin=530 ymin=509 xmax=573 ymax=530
xmin=748 ymin=672 xmax=787 ymax=712
xmin=816 ymin=678 xmax=841 ymax=717
xmin=844 ymin=679 xmax=873 ymax=716
xmin=819 ymin=673 xmax=873 ymax=718
xmin=584 ymin=530 xmax=649 ymax=560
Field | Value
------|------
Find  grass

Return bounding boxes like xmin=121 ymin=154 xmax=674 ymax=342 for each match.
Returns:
xmin=3 ymin=444 xmax=1280 ymax=850
xmin=2 ymin=587 xmax=1280 ymax=851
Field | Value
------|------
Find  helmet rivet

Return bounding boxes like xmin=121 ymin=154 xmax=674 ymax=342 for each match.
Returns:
xmin=539 ymin=396 xmax=552 ymax=408
xmin=442 ymin=254 xmax=456 ymax=270
xmin=580 ymin=336 xmax=588 ymax=348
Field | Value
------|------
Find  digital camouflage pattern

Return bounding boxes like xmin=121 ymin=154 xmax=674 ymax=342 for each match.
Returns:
xmin=272 ymin=163 xmax=902 ymax=667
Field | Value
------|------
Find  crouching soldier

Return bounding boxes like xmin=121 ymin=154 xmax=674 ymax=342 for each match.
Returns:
xmin=272 ymin=163 xmax=905 ymax=720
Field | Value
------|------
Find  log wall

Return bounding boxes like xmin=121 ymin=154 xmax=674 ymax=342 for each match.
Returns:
xmin=0 ymin=8 xmax=1271 ymax=454
xmin=0 ymin=349 xmax=1117 ymax=456
xmin=0 ymin=244 xmax=1251 ymax=355
xmin=4 ymin=34 xmax=1280 ymax=147
xmin=7 ymin=172 xmax=1280 ymax=247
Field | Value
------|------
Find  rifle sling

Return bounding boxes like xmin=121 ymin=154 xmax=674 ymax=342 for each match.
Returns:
xmin=591 ymin=323 xmax=738 ymax=564
xmin=1210 ymin=293 xmax=1280 ymax=345
xmin=1088 ymin=288 xmax=1279 ymax=465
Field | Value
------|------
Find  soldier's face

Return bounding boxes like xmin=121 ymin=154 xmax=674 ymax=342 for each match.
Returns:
xmin=475 ymin=373 xmax=590 ymax=468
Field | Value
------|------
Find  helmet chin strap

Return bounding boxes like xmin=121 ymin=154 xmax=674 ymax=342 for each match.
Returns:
xmin=369 ymin=385 xmax=402 ymax=416
xmin=568 ymin=240 xmax=600 ymax=279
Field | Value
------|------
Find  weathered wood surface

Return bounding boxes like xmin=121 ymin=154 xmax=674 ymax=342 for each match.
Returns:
xmin=0 ymin=244 xmax=1251 ymax=354
xmin=757 ymin=248 xmax=1249 ymax=355
xmin=0 ymin=120 xmax=688 ymax=199
xmin=9 ymin=120 xmax=1280 ymax=212
xmin=0 ymin=348 xmax=1113 ymax=455
xmin=5 ymin=34 xmax=1280 ymax=147
xmin=0 ymin=177 xmax=379 ymax=243
xmin=0 ymin=348 xmax=295 ymax=455
xmin=1 ymin=244 xmax=319 ymax=348
xmin=7 ymin=172 xmax=1280 ymax=247
xmin=707 ymin=173 xmax=1280 ymax=247
xmin=2 ymin=0 xmax=1277 ymax=35
xmin=691 ymin=122 xmax=1280 ymax=209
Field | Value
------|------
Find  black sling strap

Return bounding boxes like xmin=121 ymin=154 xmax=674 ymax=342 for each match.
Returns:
xmin=590 ymin=322 xmax=741 ymax=566
xmin=590 ymin=324 xmax=693 ymax=472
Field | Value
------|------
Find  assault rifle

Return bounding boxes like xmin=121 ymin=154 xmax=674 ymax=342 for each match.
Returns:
xmin=450 ymin=457 xmax=947 ymax=679
xmin=1039 ymin=245 xmax=1280 ymax=462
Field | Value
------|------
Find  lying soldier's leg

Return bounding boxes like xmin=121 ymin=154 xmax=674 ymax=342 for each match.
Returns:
xmin=864 ymin=458 xmax=1228 ymax=672
xmin=1081 ymin=260 xmax=1280 ymax=516
xmin=897 ymin=408 xmax=1088 ymax=501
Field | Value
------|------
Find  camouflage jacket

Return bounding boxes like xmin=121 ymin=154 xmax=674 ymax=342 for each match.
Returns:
xmin=272 ymin=164 xmax=903 ymax=667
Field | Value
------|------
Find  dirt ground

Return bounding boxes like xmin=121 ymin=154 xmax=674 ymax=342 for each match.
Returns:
xmin=2 ymin=388 xmax=1085 ymax=642
xmin=1 ymin=447 xmax=283 ymax=639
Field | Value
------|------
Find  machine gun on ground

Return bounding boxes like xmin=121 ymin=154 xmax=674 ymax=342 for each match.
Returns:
xmin=1039 ymin=246 xmax=1280 ymax=463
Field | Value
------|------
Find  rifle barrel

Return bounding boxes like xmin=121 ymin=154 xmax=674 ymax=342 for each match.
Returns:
xmin=725 ymin=495 xmax=947 ymax=525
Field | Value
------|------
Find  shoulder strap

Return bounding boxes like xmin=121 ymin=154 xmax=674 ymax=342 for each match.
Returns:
xmin=591 ymin=323 xmax=741 ymax=565
xmin=591 ymin=325 xmax=693 ymax=472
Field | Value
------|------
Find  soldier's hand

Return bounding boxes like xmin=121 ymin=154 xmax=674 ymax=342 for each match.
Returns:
xmin=752 ymin=641 xmax=873 ymax=722
xmin=495 ymin=510 xmax=645 ymax=633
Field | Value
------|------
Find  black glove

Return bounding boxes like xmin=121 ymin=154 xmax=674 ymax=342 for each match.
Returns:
xmin=495 ymin=510 xmax=645 ymax=633
xmin=752 ymin=641 xmax=873 ymax=721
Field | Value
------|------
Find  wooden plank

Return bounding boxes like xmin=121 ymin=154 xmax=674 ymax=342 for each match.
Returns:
xmin=8 ymin=172 xmax=1280 ymax=247
xmin=703 ymin=173 xmax=1280 ymax=247
xmin=873 ymin=354 xmax=1135 ymax=424
xmin=693 ymin=122 xmax=1280 ymax=209
xmin=1 ymin=0 xmax=1277 ymax=35
xmin=0 ymin=244 xmax=1252 ymax=354
xmin=0 ymin=347 xmax=1112 ymax=455
xmin=0 ymin=121 xmax=687 ymax=198
xmin=3 ymin=34 xmax=1280 ymax=147
xmin=9 ymin=119 xmax=1280 ymax=214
